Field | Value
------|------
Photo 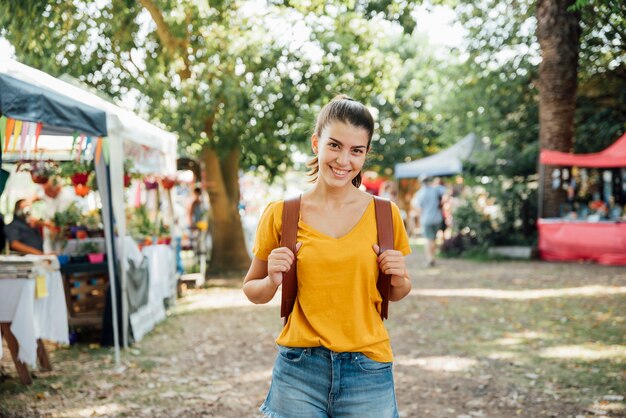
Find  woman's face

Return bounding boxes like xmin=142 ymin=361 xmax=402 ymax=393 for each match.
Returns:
xmin=312 ymin=121 xmax=369 ymax=188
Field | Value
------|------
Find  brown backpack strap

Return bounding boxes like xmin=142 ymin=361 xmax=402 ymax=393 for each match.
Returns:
xmin=374 ymin=196 xmax=394 ymax=320
xmin=280 ymin=195 xmax=301 ymax=324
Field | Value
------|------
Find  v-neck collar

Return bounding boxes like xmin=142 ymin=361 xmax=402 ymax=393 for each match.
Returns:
xmin=298 ymin=198 xmax=374 ymax=240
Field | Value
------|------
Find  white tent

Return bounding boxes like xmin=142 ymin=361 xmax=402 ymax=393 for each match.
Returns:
xmin=0 ymin=58 xmax=177 ymax=364
xmin=394 ymin=133 xmax=479 ymax=178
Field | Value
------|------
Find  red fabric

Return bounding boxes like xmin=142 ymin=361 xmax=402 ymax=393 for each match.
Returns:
xmin=540 ymin=132 xmax=626 ymax=167
xmin=361 ymin=177 xmax=385 ymax=195
xmin=538 ymin=220 xmax=626 ymax=265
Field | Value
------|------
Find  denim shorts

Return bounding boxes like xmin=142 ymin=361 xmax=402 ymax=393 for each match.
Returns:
xmin=260 ymin=345 xmax=399 ymax=418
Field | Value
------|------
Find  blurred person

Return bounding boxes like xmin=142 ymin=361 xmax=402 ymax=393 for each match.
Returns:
xmin=4 ymin=199 xmax=44 ymax=255
xmin=413 ymin=175 xmax=445 ymax=267
xmin=187 ymin=186 xmax=206 ymax=230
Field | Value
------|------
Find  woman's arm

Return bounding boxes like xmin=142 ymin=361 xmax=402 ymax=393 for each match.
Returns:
xmin=243 ymin=243 xmax=301 ymax=304
xmin=243 ymin=257 xmax=278 ymax=304
xmin=9 ymin=240 xmax=44 ymax=255
xmin=373 ymin=245 xmax=412 ymax=302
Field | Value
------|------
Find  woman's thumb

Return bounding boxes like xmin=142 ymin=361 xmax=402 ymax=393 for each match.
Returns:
xmin=372 ymin=244 xmax=380 ymax=255
xmin=296 ymin=242 xmax=303 ymax=252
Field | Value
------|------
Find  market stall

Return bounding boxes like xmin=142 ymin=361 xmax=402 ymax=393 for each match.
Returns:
xmin=538 ymin=132 xmax=626 ymax=265
xmin=1 ymin=59 xmax=178 ymax=367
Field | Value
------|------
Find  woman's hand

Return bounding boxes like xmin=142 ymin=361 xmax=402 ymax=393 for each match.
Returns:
xmin=372 ymin=244 xmax=407 ymax=287
xmin=268 ymin=242 xmax=302 ymax=286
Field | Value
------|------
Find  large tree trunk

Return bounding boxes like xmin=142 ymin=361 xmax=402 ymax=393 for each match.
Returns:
xmin=537 ymin=0 xmax=581 ymax=217
xmin=202 ymin=146 xmax=251 ymax=275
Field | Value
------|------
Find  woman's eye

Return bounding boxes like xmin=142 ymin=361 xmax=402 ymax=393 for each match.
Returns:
xmin=328 ymin=143 xmax=339 ymax=148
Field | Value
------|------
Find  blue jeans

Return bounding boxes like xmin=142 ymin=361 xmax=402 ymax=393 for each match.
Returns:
xmin=260 ymin=346 xmax=399 ymax=418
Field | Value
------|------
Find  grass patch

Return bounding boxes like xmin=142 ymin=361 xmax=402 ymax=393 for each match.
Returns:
xmin=399 ymin=292 xmax=626 ymax=402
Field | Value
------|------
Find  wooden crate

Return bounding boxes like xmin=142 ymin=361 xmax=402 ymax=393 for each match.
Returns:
xmin=61 ymin=263 xmax=109 ymax=328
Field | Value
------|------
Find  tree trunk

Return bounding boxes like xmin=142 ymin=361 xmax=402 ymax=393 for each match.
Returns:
xmin=202 ymin=146 xmax=251 ymax=275
xmin=537 ymin=0 xmax=581 ymax=217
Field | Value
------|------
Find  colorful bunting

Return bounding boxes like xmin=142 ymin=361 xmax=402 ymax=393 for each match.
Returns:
xmin=4 ymin=118 xmax=15 ymax=153
xmin=19 ymin=121 xmax=30 ymax=159
xmin=0 ymin=116 xmax=6 ymax=152
xmin=11 ymin=120 xmax=23 ymax=152
xmin=94 ymin=137 xmax=103 ymax=162
xmin=34 ymin=122 xmax=43 ymax=153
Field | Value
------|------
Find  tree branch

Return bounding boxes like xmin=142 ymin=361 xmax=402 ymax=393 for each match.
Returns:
xmin=137 ymin=0 xmax=185 ymax=60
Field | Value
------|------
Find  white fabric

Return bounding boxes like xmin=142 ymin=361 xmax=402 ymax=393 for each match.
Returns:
xmin=119 ymin=236 xmax=143 ymax=272
xmin=0 ymin=270 xmax=69 ymax=367
xmin=129 ymin=245 xmax=176 ymax=341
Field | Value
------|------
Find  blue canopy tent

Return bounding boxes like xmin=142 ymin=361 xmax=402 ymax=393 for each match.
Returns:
xmin=1 ymin=59 xmax=178 ymax=365
xmin=0 ymin=61 xmax=122 ymax=364
xmin=0 ymin=74 xmax=107 ymax=138
xmin=394 ymin=133 xmax=480 ymax=178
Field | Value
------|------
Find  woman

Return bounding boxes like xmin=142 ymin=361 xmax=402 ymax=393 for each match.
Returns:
xmin=243 ymin=95 xmax=412 ymax=418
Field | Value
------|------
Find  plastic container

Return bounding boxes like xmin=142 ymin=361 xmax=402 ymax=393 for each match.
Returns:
xmin=87 ymin=253 xmax=105 ymax=263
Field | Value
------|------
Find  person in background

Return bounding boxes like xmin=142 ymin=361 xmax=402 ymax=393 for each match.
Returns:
xmin=413 ymin=175 xmax=445 ymax=267
xmin=187 ymin=187 xmax=205 ymax=230
xmin=4 ymin=199 xmax=44 ymax=255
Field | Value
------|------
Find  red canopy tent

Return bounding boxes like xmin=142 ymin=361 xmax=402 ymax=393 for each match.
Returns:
xmin=540 ymin=132 xmax=626 ymax=168
xmin=538 ymin=132 xmax=626 ymax=265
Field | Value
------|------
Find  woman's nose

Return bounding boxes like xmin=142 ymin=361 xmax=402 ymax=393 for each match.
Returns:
xmin=336 ymin=150 xmax=349 ymax=165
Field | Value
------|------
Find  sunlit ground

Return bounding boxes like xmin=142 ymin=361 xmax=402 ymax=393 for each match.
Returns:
xmin=2 ymin=252 xmax=625 ymax=417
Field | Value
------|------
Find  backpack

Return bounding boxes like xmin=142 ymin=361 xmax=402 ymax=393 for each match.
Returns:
xmin=280 ymin=195 xmax=394 ymax=325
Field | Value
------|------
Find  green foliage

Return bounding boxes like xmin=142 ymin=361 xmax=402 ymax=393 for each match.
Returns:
xmin=58 ymin=160 xmax=94 ymax=177
xmin=79 ymin=241 xmax=100 ymax=255
xmin=51 ymin=202 xmax=82 ymax=229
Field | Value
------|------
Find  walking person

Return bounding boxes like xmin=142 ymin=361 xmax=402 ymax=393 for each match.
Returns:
xmin=243 ymin=95 xmax=412 ymax=418
xmin=413 ymin=174 xmax=445 ymax=267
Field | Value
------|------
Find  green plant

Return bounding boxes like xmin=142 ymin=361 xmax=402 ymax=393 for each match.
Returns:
xmin=81 ymin=210 xmax=102 ymax=230
xmin=59 ymin=160 xmax=94 ymax=177
xmin=128 ymin=205 xmax=154 ymax=239
xmin=79 ymin=241 xmax=100 ymax=255
xmin=52 ymin=202 xmax=82 ymax=229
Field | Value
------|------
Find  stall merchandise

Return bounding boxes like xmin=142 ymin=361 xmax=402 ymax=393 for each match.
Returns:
xmin=0 ymin=255 xmax=68 ymax=384
xmin=538 ymin=132 xmax=626 ymax=265
xmin=1 ymin=59 xmax=178 ymax=365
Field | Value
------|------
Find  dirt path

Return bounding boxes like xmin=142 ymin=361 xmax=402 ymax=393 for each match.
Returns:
xmin=2 ymin=250 xmax=625 ymax=417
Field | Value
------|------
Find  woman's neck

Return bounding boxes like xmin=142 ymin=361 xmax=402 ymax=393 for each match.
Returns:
xmin=306 ymin=181 xmax=362 ymax=206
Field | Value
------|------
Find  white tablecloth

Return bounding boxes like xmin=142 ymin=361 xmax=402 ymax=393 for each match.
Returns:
xmin=129 ymin=244 xmax=176 ymax=341
xmin=0 ymin=271 xmax=69 ymax=367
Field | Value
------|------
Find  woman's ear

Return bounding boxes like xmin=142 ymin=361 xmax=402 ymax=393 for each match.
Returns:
xmin=311 ymin=134 xmax=319 ymax=154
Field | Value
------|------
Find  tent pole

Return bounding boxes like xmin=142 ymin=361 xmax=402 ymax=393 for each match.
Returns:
xmin=96 ymin=154 xmax=120 ymax=366
xmin=538 ymin=164 xmax=545 ymax=219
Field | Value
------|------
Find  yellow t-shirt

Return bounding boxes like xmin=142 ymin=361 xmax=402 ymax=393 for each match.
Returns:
xmin=252 ymin=198 xmax=411 ymax=362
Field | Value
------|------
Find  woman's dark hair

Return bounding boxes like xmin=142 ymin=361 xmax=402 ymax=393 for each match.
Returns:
xmin=306 ymin=94 xmax=374 ymax=188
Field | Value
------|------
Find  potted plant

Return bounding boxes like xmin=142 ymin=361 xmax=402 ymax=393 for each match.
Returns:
xmin=161 ymin=176 xmax=177 ymax=190
xmin=60 ymin=160 xmax=94 ymax=186
xmin=82 ymin=210 xmax=103 ymax=237
xmin=123 ymin=159 xmax=139 ymax=188
xmin=143 ymin=175 xmax=159 ymax=190
xmin=30 ymin=161 xmax=58 ymax=184
xmin=52 ymin=202 xmax=83 ymax=239
xmin=80 ymin=241 xmax=105 ymax=264
xmin=157 ymin=221 xmax=171 ymax=245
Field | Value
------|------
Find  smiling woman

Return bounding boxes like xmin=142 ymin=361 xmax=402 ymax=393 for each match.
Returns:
xmin=243 ymin=95 xmax=413 ymax=418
